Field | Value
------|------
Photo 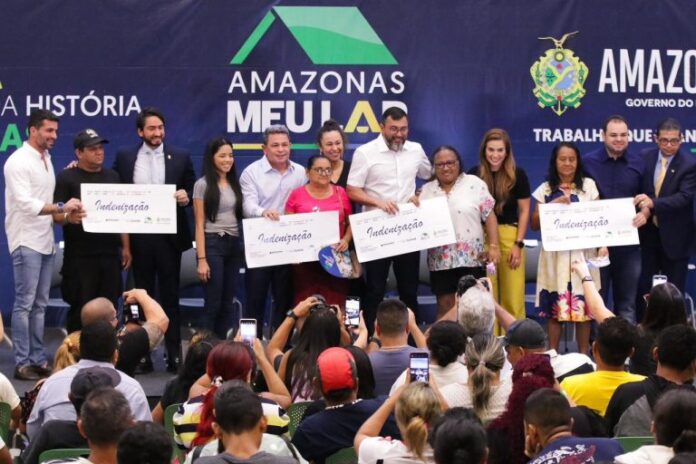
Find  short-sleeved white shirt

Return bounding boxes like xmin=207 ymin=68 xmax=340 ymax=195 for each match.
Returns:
xmin=359 ymin=437 xmax=434 ymax=464
xmin=347 ymin=135 xmax=431 ymax=212
xmin=0 ymin=373 xmax=20 ymax=410
xmin=3 ymin=141 xmax=55 ymax=254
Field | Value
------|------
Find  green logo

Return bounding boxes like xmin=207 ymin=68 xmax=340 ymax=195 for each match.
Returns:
xmin=231 ymin=6 xmax=397 ymax=65
xmin=530 ymin=31 xmax=588 ymax=116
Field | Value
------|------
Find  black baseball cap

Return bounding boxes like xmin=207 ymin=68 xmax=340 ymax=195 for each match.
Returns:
xmin=74 ymin=128 xmax=109 ymax=149
xmin=70 ymin=366 xmax=121 ymax=401
xmin=504 ymin=319 xmax=548 ymax=349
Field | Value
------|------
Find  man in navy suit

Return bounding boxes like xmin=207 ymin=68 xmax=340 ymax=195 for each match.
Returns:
xmin=634 ymin=118 xmax=696 ymax=319
xmin=113 ymin=107 xmax=195 ymax=372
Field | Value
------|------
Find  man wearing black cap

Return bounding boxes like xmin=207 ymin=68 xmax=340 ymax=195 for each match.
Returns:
xmin=53 ymin=129 xmax=131 ymax=333
xmin=504 ymin=318 xmax=595 ymax=383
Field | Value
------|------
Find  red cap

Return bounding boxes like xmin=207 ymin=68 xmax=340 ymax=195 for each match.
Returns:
xmin=317 ymin=347 xmax=356 ymax=395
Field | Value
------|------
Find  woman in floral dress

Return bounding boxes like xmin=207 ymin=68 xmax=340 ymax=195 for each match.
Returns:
xmin=531 ymin=142 xmax=605 ymax=354
xmin=420 ymin=145 xmax=500 ymax=319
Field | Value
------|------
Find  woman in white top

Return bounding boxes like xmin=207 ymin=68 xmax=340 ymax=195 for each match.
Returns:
xmin=192 ymin=137 xmax=243 ymax=339
xmin=439 ymin=334 xmax=511 ymax=425
xmin=419 ymin=145 xmax=500 ymax=319
xmin=355 ymin=382 xmax=442 ymax=464
xmin=389 ymin=321 xmax=468 ymax=395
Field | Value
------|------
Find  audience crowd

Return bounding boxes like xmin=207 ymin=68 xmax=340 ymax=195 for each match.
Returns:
xmin=3 ymin=107 xmax=696 ymax=463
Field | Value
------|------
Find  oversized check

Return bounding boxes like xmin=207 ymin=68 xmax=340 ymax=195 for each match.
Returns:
xmin=350 ymin=196 xmax=456 ymax=263
xmin=81 ymin=183 xmax=176 ymax=233
xmin=539 ymin=197 xmax=639 ymax=251
xmin=243 ymin=211 xmax=339 ymax=268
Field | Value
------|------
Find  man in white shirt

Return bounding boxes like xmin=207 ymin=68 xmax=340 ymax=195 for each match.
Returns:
xmin=347 ymin=107 xmax=431 ymax=329
xmin=239 ymin=125 xmax=306 ymax=335
xmin=3 ymin=109 xmax=81 ymax=380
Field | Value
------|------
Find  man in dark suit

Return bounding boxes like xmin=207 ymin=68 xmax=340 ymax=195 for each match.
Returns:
xmin=634 ymin=118 xmax=696 ymax=319
xmin=113 ymin=107 xmax=195 ymax=372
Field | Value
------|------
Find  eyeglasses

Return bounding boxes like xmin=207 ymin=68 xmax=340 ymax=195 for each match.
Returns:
xmin=385 ymin=126 xmax=408 ymax=134
xmin=434 ymin=160 xmax=459 ymax=168
xmin=311 ymin=167 xmax=333 ymax=175
xmin=657 ymin=138 xmax=681 ymax=146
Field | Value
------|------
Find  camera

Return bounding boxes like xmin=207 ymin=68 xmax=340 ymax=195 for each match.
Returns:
xmin=124 ymin=303 xmax=141 ymax=324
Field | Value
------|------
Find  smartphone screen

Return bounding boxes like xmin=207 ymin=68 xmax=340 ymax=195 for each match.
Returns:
xmin=409 ymin=352 xmax=429 ymax=383
xmin=345 ymin=297 xmax=360 ymax=326
xmin=129 ymin=304 xmax=140 ymax=320
xmin=239 ymin=318 xmax=257 ymax=347
xmin=652 ymin=275 xmax=668 ymax=287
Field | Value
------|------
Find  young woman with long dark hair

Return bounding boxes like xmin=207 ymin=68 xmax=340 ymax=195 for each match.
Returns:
xmin=193 ymin=137 xmax=243 ymax=339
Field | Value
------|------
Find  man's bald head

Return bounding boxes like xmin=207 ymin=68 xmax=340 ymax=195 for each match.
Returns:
xmin=81 ymin=298 xmax=117 ymax=327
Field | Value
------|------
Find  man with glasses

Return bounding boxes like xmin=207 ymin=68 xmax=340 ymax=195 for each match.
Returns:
xmin=240 ymin=125 xmax=306 ymax=335
xmin=583 ymin=115 xmax=645 ymax=323
xmin=634 ymin=118 xmax=696 ymax=317
xmin=347 ymin=107 xmax=431 ymax=330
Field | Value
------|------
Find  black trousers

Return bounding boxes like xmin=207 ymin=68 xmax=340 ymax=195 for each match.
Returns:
xmin=363 ymin=251 xmax=421 ymax=333
xmin=61 ymin=253 xmax=122 ymax=333
xmin=244 ymin=264 xmax=293 ymax=337
xmin=130 ymin=235 xmax=182 ymax=359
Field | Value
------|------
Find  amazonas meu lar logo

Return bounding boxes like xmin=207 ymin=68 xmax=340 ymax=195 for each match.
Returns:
xmin=225 ymin=6 xmax=407 ymax=151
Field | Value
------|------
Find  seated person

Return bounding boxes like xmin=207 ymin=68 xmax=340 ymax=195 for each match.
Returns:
xmin=21 ymin=366 xmax=117 ymax=464
xmin=355 ymin=382 xmax=442 ymax=463
xmin=193 ymin=382 xmax=296 ymax=464
xmin=266 ymin=296 xmax=349 ymax=402
xmin=524 ymin=388 xmax=624 ymax=463
xmin=431 ymin=413 xmax=487 ymax=464
xmin=607 ymin=324 xmax=696 ymax=437
xmin=560 ymin=317 xmax=644 ymax=416
xmin=151 ymin=331 xmax=218 ymax=424
xmin=80 ymin=289 xmax=169 ymax=378
xmin=26 ymin=321 xmax=151 ymax=439
xmin=0 ymin=372 xmax=20 ymax=433
xmin=367 ymin=299 xmax=427 ymax=396
xmin=503 ymin=318 xmax=595 ymax=382
xmin=389 ymin=321 xmax=468 ymax=393
xmin=173 ymin=340 xmax=290 ymax=450
xmin=47 ymin=387 xmax=135 ymax=464
xmin=292 ymin=347 xmax=400 ymax=463
xmin=615 ymin=389 xmax=696 ymax=463
xmin=439 ymin=334 xmax=511 ymax=424
xmin=439 ymin=275 xmax=495 ymax=338
xmin=117 ymin=422 xmax=172 ymax=464
xmin=572 ymin=258 xmax=688 ymax=377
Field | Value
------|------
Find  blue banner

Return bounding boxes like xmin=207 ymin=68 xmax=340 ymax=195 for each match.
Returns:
xmin=2 ymin=0 xmax=696 ymax=315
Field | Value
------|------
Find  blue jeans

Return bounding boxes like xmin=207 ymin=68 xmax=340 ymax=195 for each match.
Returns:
xmin=203 ymin=233 xmax=241 ymax=339
xmin=600 ymin=245 xmax=641 ymax=323
xmin=11 ymin=246 xmax=52 ymax=367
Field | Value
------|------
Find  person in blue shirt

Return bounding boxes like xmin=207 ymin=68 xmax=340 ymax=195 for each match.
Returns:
xmin=583 ymin=115 xmax=645 ymax=323
xmin=524 ymin=388 xmax=624 ymax=464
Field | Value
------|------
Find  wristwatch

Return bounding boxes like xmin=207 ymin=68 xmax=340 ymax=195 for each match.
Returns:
xmin=286 ymin=309 xmax=299 ymax=321
xmin=514 ymin=240 xmax=525 ymax=249
xmin=56 ymin=202 xmax=65 ymax=213
xmin=581 ymin=276 xmax=593 ymax=283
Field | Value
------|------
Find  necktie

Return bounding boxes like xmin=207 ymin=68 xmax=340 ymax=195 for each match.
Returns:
xmin=655 ymin=157 xmax=668 ymax=197
xmin=653 ymin=158 xmax=669 ymax=226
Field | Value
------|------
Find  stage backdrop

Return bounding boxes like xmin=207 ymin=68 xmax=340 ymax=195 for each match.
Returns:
xmin=2 ymin=0 xmax=696 ymax=318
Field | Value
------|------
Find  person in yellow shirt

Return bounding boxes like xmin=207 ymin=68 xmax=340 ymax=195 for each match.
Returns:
xmin=560 ymin=317 xmax=644 ymax=416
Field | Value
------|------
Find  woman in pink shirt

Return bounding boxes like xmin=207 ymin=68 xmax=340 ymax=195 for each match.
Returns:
xmin=285 ymin=155 xmax=353 ymax=306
